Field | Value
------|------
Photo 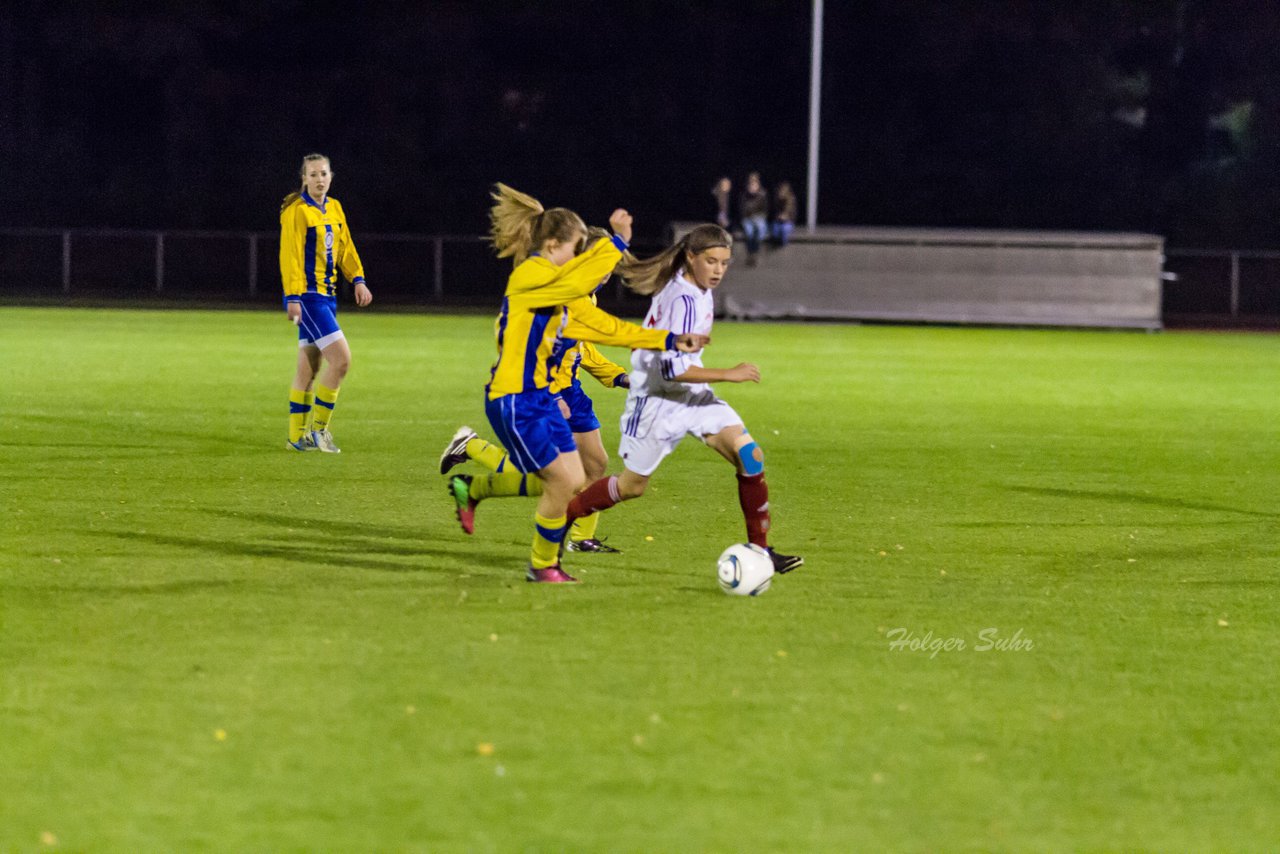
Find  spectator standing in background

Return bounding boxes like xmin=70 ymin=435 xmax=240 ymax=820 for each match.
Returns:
xmin=738 ymin=171 xmax=768 ymax=266
xmin=711 ymin=176 xmax=732 ymax=229
xmin=771 ymin=181 xmax=797 ymax=248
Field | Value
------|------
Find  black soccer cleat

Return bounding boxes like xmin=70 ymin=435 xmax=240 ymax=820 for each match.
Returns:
xmin=767 ymin=547 xmax=804 ymax=574
xmin=565 ymin=538 xmax=622 ymax=554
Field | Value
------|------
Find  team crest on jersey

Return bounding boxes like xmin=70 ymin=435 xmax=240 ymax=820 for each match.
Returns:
xmin=324 ymin=231 xmax=335 ymax=249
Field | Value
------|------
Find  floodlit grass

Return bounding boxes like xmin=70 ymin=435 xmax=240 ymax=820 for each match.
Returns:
xmin=2 ymin=306 xmax=1279 ymax=850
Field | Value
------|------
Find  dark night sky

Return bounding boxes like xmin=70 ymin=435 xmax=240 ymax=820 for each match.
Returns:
xmin=4 ymin=0 xmax=1280 ymax=246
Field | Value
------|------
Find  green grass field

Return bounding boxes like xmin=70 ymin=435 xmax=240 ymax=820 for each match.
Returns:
xmin=3 ymin=306 xmax=1279 ymax=851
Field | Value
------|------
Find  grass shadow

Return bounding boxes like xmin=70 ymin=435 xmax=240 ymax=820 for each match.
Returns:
xmin=89 ymin=529 xmax=517 ymax=575
xmin=204 ymin=508 xmax=435 ymax=542
xmin=1004 ymin=485 xmax=1278 ymax=519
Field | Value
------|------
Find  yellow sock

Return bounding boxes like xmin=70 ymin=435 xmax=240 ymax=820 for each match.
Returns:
xmin=470 ymin=468 xmax=544 ymax=501
xmin=312 ymin=384 xmax=339 ymax=432
xmin=531 ymin=512 xmax=567 ymax=569
xmin=288 ymin=388 xmax=312 ymax=442
xmin=569 ymin=512 xmax=600 ymax=543
xmin=465 ymin=437 xmax=508 ymax=472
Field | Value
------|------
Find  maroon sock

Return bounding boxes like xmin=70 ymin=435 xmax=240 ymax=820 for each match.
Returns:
xmin=567 ymin=475 xmax=621 ymax=524
xmin=737 ymin=472 xmax=771 ymax=548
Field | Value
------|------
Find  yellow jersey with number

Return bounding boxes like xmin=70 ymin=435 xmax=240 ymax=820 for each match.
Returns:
xmin=279 ymin=190 xmax=366 ymax=301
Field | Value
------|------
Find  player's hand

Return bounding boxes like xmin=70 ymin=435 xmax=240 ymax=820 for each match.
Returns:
xmin=557 ymin=397 xmax=571 ymax=420
xmin=724 ymin=362 xmax=761 ymax=383
xmin=286 ymin=302 xmax=301 ymax=326
xmin=608 ymin=209 xmax=633 ymax=245
xmin=675 ymin=333 xmax=709 ymax=353
xmin=354 ymin=282 xmax=373 ymax=307
xmin=615 ymin=373 xmax=630 ymax=389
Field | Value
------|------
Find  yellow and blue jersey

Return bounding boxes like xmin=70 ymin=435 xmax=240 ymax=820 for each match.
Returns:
xmin=486 ymin=236 xmax=673 ymax=400
xmin=549 ymin=298 xmax=628 ymax=394
xmin=279 ymin=190 xmax=366 ymax=301
xmin=550 ymin=340 xmax=627 ymax=394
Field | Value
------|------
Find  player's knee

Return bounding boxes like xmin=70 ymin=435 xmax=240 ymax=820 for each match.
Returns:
xmin=736 ymin=440 xmax=764 ymax=476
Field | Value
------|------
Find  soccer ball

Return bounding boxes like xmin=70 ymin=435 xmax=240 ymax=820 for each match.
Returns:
xmin=716 ymin=543 xmax=774 ymax=596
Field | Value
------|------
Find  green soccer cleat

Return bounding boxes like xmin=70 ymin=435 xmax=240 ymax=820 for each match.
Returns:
xmin=449 ymin=474 xmax=477 ymax=535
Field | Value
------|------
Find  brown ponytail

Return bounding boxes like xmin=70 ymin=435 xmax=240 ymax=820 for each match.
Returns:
xmin=620 ymin=224 xmax=733 ymax=296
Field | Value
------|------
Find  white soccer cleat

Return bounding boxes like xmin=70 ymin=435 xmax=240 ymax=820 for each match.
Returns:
xmin=286 ymin=433 xmax=318 ymax=452
xmin=439 ymin=425 xmax=476 ymax=475
xmin=310 ymin=429 xmax=341 ymax=454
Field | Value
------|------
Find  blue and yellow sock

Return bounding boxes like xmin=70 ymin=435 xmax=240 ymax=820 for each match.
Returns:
xmin=312 ymin=384 xmax=339 ymax=433
xmin=465 ymin=437 xmax=508 ymax=472
xmin=288 ymin=388 xmax=313 ymax=443
xmin=531 ymin=512 xmax=567 ymax=569
xmin=471 ymin=468 xmax=544 ymax=501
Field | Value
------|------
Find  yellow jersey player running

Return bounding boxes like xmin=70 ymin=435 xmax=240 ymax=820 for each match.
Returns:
xmin=439 ymin=293 xmax=632 ymax=553
xmin=465 ymin=185 xmax=707 ymax=583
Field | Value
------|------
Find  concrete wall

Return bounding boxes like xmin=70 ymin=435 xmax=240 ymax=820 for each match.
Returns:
xmin=671 ymin=225 xmax=1164 ymax=329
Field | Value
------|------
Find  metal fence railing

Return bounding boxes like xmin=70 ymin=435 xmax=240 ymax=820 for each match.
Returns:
xmin=0 ymin=227 xmax=661 ymax=314
xmin=2 ymin=227 xmax=1278 ymax=320
xmin=1162 ymin=248 xmax=1280 ymax=318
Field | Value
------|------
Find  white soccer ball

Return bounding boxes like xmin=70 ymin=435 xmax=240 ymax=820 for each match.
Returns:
xmin=716 ymin=543 xmax=774 ymax=596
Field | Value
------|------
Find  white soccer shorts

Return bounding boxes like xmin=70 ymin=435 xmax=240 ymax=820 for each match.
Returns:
xmin=617 ymin=389 xmax=743 ymax=476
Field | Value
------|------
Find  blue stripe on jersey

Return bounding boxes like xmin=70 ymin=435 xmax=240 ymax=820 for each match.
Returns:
xmin=660 ymin=359 xmax=674 ymax=381
xmin=624 ymin=395 xmax=647 ymax=437
xmin=682 ymin=295 xmax=695 ymax=332
xmin=522 ymin=307 xmax=555 ymax=390
xmin=487 ymin=298 xmax=511 ymax=393
xmin=324 ymin=224 xmax=335 ymax=286
xmin=550 ymin=335 xmax=575 ymax=365
xmin=536 ymin=521 xmax=567 ymax=543
xmin=304 ymin=227 xmax=318 ymax=292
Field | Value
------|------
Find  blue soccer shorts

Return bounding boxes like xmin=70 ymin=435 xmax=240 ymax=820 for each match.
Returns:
xmin=556 ymin=382 xmax=601 ymax=433
xmin=485 ymin=390 xmax=578 ymax=474
xmin=294 ymin=294 xmax=345 ymax=350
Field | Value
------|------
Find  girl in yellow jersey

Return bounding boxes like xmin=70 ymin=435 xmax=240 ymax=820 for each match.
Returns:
xmin=439 ymin=296 xmax=631 ymax=553
xmin=279 ymin=153 xmax=372 ymax=453
xmin=476 ymin=184 xmax=707 ymax=583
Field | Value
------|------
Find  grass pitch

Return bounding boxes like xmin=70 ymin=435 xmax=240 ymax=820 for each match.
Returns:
xmin=2 ymin=306 xmax=1279 ymax=850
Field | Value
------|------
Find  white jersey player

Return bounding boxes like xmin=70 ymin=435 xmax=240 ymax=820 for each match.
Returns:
xmin=565 ymin=224 xmax=803 ymax=575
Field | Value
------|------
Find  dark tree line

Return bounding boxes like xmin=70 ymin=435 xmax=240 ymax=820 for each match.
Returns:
xmin=2 ymin=0 xmax=1278 ymax=246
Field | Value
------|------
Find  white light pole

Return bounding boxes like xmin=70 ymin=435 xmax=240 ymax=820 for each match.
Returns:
xmin=806 ymin=0 xmax=823 ymax=232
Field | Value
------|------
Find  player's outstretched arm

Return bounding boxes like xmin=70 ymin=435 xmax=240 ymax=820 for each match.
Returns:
xmin=672 ymin=362 xmax=759 ymax=384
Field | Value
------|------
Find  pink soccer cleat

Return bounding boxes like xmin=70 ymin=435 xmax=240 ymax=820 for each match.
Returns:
xmin=525 ymin=565 xmax=579 ymax=583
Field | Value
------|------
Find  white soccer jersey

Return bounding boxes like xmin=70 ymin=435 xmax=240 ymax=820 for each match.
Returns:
xmin=630 ymin=272 xmax=715 ymax=397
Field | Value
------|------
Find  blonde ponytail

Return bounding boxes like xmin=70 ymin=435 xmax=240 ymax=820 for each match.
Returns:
xmin=489 ymin=183 xmax=589 ymax=265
